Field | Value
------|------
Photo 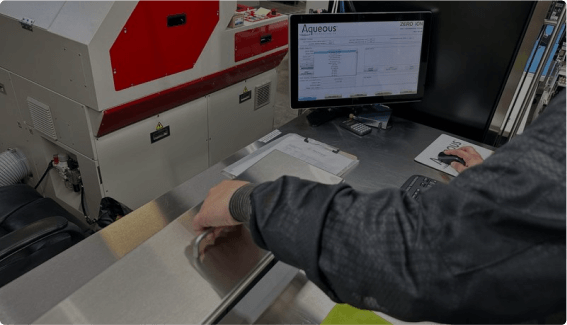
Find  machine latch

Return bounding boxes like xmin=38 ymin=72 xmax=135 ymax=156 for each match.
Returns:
xmin=167 ymin=13 xmax=186 ymax=27
xmin=260 ymin=34 xmax=272 ymax=44
xmin=20 ymin=17 xmax=35 ymax=31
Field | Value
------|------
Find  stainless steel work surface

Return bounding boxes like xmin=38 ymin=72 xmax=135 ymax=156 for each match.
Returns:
xmin=32 ymin=152 xmax=344 ymax=324
xmin=0 ymin=113 xmax=491 ymax=323
xmin=0 ymin=138 xmax=270 ymax=323
xmin=34 ymin=205 xmax=271 ymax=323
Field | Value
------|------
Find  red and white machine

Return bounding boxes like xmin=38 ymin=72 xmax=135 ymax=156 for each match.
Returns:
xmin=0 ymin=1 xmax=288 ymax=224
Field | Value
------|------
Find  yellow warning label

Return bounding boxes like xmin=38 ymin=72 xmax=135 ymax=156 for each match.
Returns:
xmin=156 ymin=122 xmax=164 ymax=130
xmin=243 ymin=86 xmax=248 ymax=93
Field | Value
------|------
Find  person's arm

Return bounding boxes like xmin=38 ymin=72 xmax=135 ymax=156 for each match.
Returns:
xmin=195 ymin=172 xmax=564 ymax=323
xmin=246 ymin=92 xmax=566 ymax=323
xmin=193 ymin=91 xmax=566 ymax=323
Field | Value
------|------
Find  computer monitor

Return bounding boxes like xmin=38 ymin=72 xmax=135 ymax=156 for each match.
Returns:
xmin=289 ymin=12 xmax=432 ymax=110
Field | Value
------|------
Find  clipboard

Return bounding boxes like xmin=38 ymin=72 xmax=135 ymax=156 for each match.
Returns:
xmin=222 ymin=133 xmax=359 ymax=178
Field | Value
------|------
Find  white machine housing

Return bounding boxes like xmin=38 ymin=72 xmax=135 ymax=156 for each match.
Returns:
xmin=0 ymin=1 xmax=288 ymax=224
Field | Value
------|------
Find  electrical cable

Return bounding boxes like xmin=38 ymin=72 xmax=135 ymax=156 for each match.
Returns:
xmin=80 ymin=184 xmax=86 ymax=217
xmin=34 ymin=161 xmax=53 ymax=190
xmin=80 ymin=184 xmax=95 ymax=225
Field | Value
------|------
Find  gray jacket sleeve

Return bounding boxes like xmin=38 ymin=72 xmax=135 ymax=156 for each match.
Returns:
xmin=246 ymin=90 xmax=566 ymax=323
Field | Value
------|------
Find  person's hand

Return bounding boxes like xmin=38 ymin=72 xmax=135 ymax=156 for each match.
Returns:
xmin=444 ymin=146 xmax=484 ymax=173
xmin=192 ymin=180 xmax=249 ymax=239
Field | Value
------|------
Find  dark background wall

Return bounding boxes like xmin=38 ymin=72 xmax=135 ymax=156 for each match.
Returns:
xmin=348 ymin=1 xmax=535 ymax=142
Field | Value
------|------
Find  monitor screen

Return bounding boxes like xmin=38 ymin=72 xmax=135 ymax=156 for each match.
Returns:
xmin=289 ymin=12 xmax=431 ymax=109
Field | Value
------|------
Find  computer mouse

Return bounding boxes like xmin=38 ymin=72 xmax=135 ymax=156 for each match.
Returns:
xmin=438 ymin=152 xmax=466 ymax=166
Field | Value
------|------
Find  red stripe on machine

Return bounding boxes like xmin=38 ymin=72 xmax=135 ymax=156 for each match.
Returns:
xmin=97 ymin=48 xmax=288 ymax=137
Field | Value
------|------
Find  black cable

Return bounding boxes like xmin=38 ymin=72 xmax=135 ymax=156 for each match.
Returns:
xmin=80 ymin=184 xmax=95 ymax=225
xmin=34 ymin=161 xmax=53 ymax=190
xmin=80 ymin=184 xmax=86 ymax=216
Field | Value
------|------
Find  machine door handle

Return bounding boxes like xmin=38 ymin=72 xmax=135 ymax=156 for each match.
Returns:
xmin=260 ymin=34 xmax=272 ymax=44
xmin=192 ymin=228 xmax=214 ymax=260
xmin=167 ymin=13 xmax=186 ymax=27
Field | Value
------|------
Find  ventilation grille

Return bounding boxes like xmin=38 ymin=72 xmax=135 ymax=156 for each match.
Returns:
xmin=27 ymin=97 xmax=57 ymax=140
xmin=254 ymin=82 xmax=271 ymax=110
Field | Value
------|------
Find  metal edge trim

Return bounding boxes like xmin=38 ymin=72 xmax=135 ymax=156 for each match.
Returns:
xmin=486 ymin=2 xmax=551 ymax=143
xmin=200 ymin=253 xmax=276 ymax=324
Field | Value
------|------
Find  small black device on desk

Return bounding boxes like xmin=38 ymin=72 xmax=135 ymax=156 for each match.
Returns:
xmin=401 ymin=175 xmax=438 ymax=200
xmin=340 ymin=119 xmax=372 ymax=136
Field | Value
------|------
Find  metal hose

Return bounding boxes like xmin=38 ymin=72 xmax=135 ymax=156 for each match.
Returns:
xmin=0 ymin=148 xmax=30 ymax=187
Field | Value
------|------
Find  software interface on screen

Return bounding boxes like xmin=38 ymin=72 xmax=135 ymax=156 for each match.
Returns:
xmin=297 ymin=20 xmax=425 ymax=102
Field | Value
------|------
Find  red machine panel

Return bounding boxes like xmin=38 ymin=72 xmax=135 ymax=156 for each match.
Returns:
xmin=110 ymin=1 xmax=219 ymax=91
xmin=235 ymin=20 xmax=288 ymax=62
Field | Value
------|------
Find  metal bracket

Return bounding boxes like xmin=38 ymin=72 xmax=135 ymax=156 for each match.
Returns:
xmin=20 ymin=17 xmax=35 ymax=31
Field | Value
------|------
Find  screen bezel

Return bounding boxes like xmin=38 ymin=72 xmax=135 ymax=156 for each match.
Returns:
xmin=289 ymin=12 xmax=432 ymax=109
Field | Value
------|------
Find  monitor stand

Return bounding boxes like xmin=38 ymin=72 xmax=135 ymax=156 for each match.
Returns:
xmin=305 ymin=106 xmax=352 ymax=127
xmin=305 ymin=104 xmax=392 ymax=129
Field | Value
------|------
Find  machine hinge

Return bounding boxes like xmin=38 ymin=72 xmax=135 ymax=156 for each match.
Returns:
xmin=97 ymin=166 xmax=103 ymax=184
xmin=20 ymin=17 xmax=35 ymax=31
